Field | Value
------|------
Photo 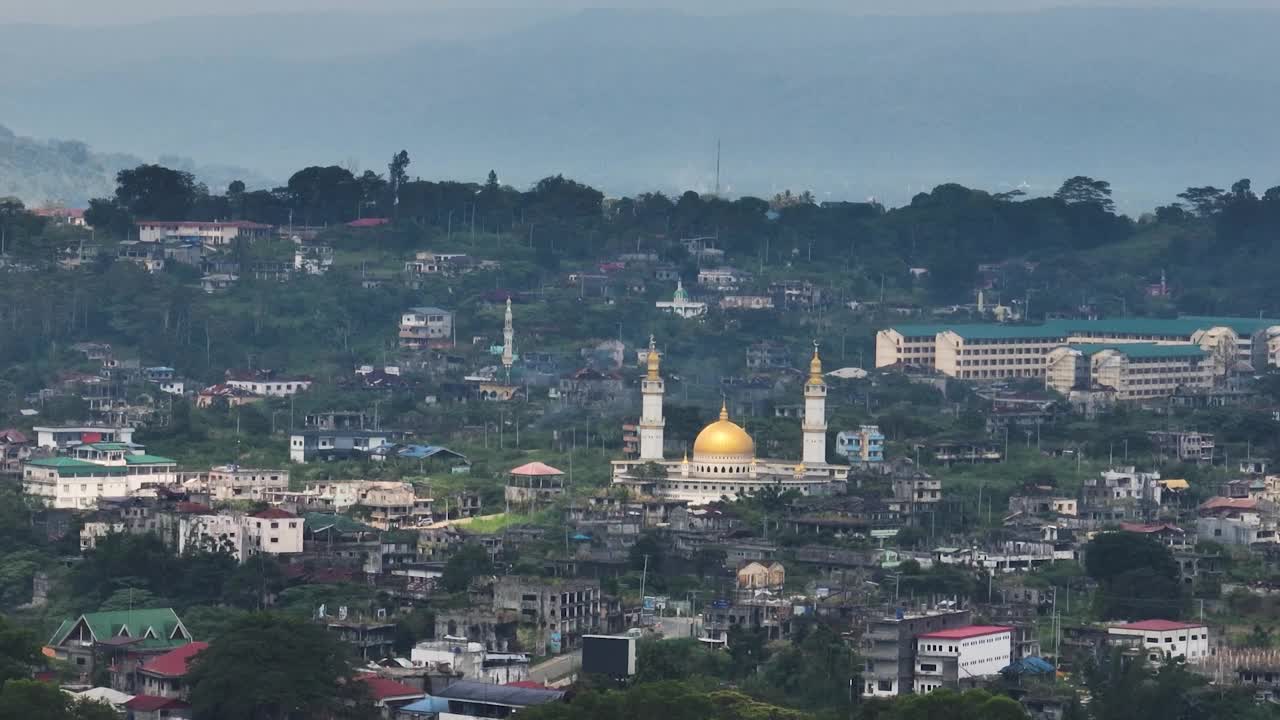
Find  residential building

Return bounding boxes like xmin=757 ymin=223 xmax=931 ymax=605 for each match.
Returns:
xmin=720 ymin=294 xmax=774 ymax=310
xmin=136 ymin=220 xmax=271 ymax=247
xmin=46 ymin=608 xmax=193 ymax=677
xmin=1045 ymin=343 xmax=1216 ymax=401
xmin=403 ymin=251 xmax=469 ymax=276
xmin=1147 ymin=430 xmax=1216 ymax=463
xmin=288 ymin=429 xmax=401 ymax=463
xmin=194 ymin=384 xmax=260 ymax=408
xmin=205 ymin=465 xmax=289 ymax=502
xmin=176 ymin=508 xmax=302 ymax=562
xmin=122 ymin=694 xmax=192 ymax=720
xmin=1196 ymin=497 xmax=1279 ymax=545
xmin=327 ymin=618 xmax=396 ymax=661
xmin=410 ymin=640 xmax=531 ymax=684
xmin=245 ymin=508 xmax=305 ymax=555
xmin=891 ymin=471 xmax=943 ymax=519
xmin=293 ymin=244 xmax=334 ymax=274
xmin=654 ymin=281 xmax=707 ymax=319
xmin=399 ymin=306 xmax=455 ymax=349
xmin=33 ymin=424 xmax=135 ymax=449
xmin=116 ymin=241 xmax=166 ymax=272
xmin=1080 ymin=468 xmax=1164 ymax=524
xmin=286 ymin=480 xmax=431 ymax=529
xmin=224 ymin=369 xmax=313 ymax=397
xmin=913 ymin=625 xmax=1013 ymax=693
xmin=745 ymin=341 xmax=790 ymax=369
xmin=862 ymin=609 xmax=973 ymax=698
xmin=1107 ymin=620 xmax=1211 ymax=664
xmin=735 ymin=560 xmax=785 ymax=594
xmin=505 ymin=462 xmax=566 ymax=509
xmin=357 ymin=675 xmax=427 ymax=719
xmin=770 ymin=280 xmax=823 ymax=308
xmin=1008 ymin=494 xmax=1078 ymax=518
xmin=697 ymin=266 xmax=750 ymax=291
xmin=136 ymin=642 xmax=208 ymax=700
xmin=493 ymin=577 xmax=602 ymax=653
xmin=23 ymin=446 xmax=179 ymax=510
xmin=200 ymin=273 xmax=238 ymax=293
xmin=0 ymin=428 xmax=31 ymax=478
xmin=835 ymin=426 xmax=886 ymax=465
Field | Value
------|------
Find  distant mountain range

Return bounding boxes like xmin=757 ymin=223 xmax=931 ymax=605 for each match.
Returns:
xmin=1 ymin=7 xmax=1278 ymax=211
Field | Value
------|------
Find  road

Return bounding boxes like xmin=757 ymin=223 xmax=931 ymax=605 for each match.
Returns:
xmin=529 ymin=649 xmax=581 ymax=685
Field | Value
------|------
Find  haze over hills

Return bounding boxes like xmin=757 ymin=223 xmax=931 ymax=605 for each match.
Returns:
xmin=1 ymin=6 xmax=1278 ymax=211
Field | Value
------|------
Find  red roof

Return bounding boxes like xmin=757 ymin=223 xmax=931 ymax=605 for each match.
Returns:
xmin=140 ymin=641 xmax=208 ymax=677
xmin=357 ymin=675 xmax=426 ymax=701
xmin=347 ymin=218 xmax=390 ymax=228
xmin=1110 ymin=619 xmax=1205 ymax=632
xmin=918 ymin=625 xmax=1012 ymax=640
xmin=252 ymin=508 xmax=297 ymax=520
xmin=174 ymin=502 xmax=213 ymax=514
xmin=0 ymin=428 xmax=28 ymax=443
xmin=509 ymin=461 xmax=564 ymax=477
xmin=124 ymin=695 xmax=191 ymax=711
xmin=1200 ymin=497 xmax=1259 ymax=512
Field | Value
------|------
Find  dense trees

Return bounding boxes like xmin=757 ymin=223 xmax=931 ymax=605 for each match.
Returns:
xmin=186 ymin=613 xmax=363 ymax=720
xmin=1084 ymin=532 xmax=1185 ymax=620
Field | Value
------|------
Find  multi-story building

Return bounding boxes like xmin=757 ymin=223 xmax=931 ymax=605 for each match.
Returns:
xmin=293 ymin=244 xmax=334 ymax=275
xmin=745 ymin=341 xmax=790 ymax=370
xmin=1107 ymin=620 xmax=1210 ymax=664
xmin=403 ymin=251 xmax=469 ymax=276
xmin=913 ymin=625 xmax=1013 ymax=693
xmin=720 ymin=295 xmax=774 ymax=311
xmin=398 ymin=306 xmax=454 ymax=349
xmin=862 ymin=609 xmax=973 ymax=698
xmin=177 ymin=508 xmax=303 ymax=562
xmin=1147 ymin=430 xmax=1216 ymax=463
xmin=876 ymin=316 xmax=1280 ymax=375
xmin=288 ymin=429 xmax=401 ymax=463
xmin=1045 ymin=343 xmax=1216 ymax=401
xmin=696 ymin=267 xmax=750 ymax=291
xmin=891 ymin=471 xmax=942 ymax=518
xmin=33 ymin=424 xmax=135 ymax=449
xmin=1197 ymin=497 xmax=1279 ymax=546
xmin=136 ymin=220 xmax=272 ymax=247
xmin=23 ymin=445 xmax=178 ymax=510
xmin=205 ymin=465 xmax=289 ymax=502
xmin=0 ymin=428 xmax=31 ymax=479
xmin=835 ymin=425 xmax=886 ymax=465
xmin=493 ymin=577 xmax=601 ymax=653
xmin=224 ymin=370 xmax=313 ymax=397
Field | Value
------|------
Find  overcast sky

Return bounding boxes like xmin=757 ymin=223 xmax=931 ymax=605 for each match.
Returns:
xmin=0 ymin=0 xmax=1269 ymax=25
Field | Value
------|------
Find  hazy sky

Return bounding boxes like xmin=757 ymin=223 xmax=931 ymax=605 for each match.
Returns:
xmin=0 ymin=0 xmax=1269 ymax=25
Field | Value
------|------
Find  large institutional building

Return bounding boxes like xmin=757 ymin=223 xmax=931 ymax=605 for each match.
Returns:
xmin=875 ymin=316 xmax=1280 ymax=383
xmin=611 ymin=339 xmax=849 ymax=505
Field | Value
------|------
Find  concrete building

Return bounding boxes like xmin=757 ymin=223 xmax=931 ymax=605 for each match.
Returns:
xmin=288 ymin=429 xmax=399 ymax=463
xmin=33 ymin=424 xmax=135 ymax=449
xmin=410 ymin=640 xmax=530 ymax=684
xmin=913 ymin=625 xmax=1013 ymax=693
xmin=1045 ymin=343 xmax=1216 ymax=401
xmin=224 ymin=370 xmax=312 ymax=397
xmin=23 ymin=446 xmax=178 ymax=510
xmin=137 ymin=220 xmax=271 ymax=247
xmin=177 ymin=508 xmax=303 ymax=562
xmin=696 ymin=267 xmax=750 ymax=291
xmin=205 ymin=465 xmax=288 ymax=502
xmin=862 ymin=609 xmax=974 ymax=698
xmin=835 ymin=425 xmax=886 ymax=465
xmin=876 ymin=316 xmax=1279 ymax=375
xmin=1197 ymin=497 xmax=1279 ymax=546
xmin=1107 ymin=620 xmax=1210 ymax=664
xmin=493 ymin=577 xmax=601 ymax=653
xmin=505 ymin=462 xmax=566 ymax=509
xmin=399 ymin=306 xmax=454 ymax=350
xmin=1147 ymin=430 xmax=1216 ymax=463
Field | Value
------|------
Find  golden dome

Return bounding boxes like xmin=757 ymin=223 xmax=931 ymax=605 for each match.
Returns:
xmin=693 ymin=403 xmax=755 ymax=458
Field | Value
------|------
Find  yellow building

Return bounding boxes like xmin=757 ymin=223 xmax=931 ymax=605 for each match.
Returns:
xmin=1044 ymin=343 xmax=1215 ymax=401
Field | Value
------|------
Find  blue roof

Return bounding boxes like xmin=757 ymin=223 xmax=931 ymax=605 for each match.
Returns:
xmin=400 ymin=696 xmax=450 ymax=715
xmin=396 ymin=445 xmax=466 ymax=461
xmin=1001 ymin=656 xmax=1055 ymax=675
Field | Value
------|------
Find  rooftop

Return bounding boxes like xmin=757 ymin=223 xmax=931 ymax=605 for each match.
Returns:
xmin=1110 ymin=619 xmax=1205 ymax=632
xmin=918 ymin=625 xmax=1013 ymax=640
xmin=433 ymin=679 xmax=564 ymax=707
xmin=251 ymin=508 xmax=297 ymax=520
xmin=1068 ymin=343 xmax=1208 ymax=360
xmin=357 ymin=675 xmax=426 ymax=702
xmin=124 ymin=454 xmax=178 ymax=465
xmin=509 ymin=461 xmax=564 ymax=477
xmin=139 ymin=641 xmax=208 ymax=678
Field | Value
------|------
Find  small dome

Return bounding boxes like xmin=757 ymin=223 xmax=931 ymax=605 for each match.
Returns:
xmin=693 ymin=403 xmax=755 ymax=459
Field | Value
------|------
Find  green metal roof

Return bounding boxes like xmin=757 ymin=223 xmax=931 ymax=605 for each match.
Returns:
xmin=123 ymin=454 xmax=177 ymax=465
xmin=946 ymin=325 xmax=1067 ymax=340
xmin=49 ymin=608 xmax=191 ymax=650
xmin=27 ymin=457 xmax=128 ymax=476
xmin=303 ymin=513 xmax=377 ymax=535
xmin=1179 ymin=316 xmax=1280 ymax=335
xmin=1070 ymin=343 xmax=1209 ymax=360
xmin=84 ymin=442 xmax=131 ymax=451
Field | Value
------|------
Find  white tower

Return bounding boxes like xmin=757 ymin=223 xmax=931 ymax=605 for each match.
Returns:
xmin=501 ymin=297 xmax=514 ymax=376
xmin=639 ymin=335 xmax=665 ymax=461
xmin=802 ymin=342 xmax=827 ymax=465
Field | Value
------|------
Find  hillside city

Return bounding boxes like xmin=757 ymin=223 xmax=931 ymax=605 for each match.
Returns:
xmin=2 ymin=156 xmax=1280 ymax=720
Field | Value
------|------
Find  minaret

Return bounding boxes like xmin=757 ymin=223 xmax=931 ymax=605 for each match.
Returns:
xmin=501 ymin=297 xmax=514 ymax=379
xmin=639 ymin=335 xmax=666 ymax=461
xmin=802 ymin=341 xmax=828 ymax=465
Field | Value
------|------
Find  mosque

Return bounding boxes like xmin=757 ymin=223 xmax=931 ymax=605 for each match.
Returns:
xmin=611 ymin=338 xmax=850 ymax=504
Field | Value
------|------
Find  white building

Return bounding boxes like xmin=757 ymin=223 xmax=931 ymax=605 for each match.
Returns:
xmin=913 ymin=625 xmax=1012 ymax=693
xmin=655 ymin=281 xmax=707 ymax=319
xmin=1107 ymin=620 xmax=1210 ymax=664
xmin=177 ymin=508 xmax=303 ymax=562
xmin=294 ymin=244 xmax=334 ymax=274
xmin=399 ymin=306 xmax=454 ymax=350
xmin=136 ymin=220 xmax=272 ymax=247
xmin=225 ymin=372 xmax=312 ymax=397
xmin=204 ymin=465 xmax=290 ymax=502
xmin=411 ymin=639 xmax=531 ymax=684
xmin=696 ymin=267 xmax=750 ymax=291
xmin=23 ymin=445 xmax=178 ymax=510
xmin=33 ymin=425 xmax=135 ymax=449
xmin=612 ymin=343 xmax=848 ymax=505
